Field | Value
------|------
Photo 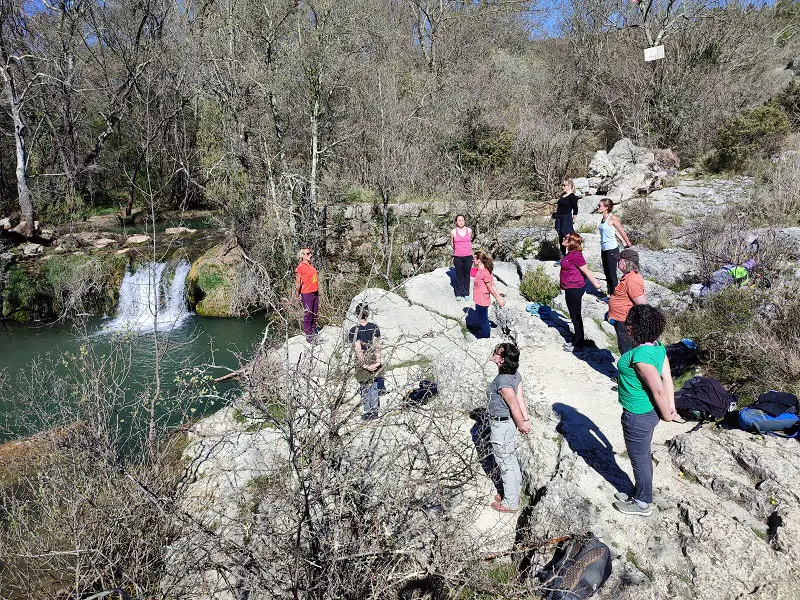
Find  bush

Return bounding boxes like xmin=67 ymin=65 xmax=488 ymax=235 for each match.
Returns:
xmin=776 ymin=77 xmax=800 ymax=128
xmin=621 ymin=198 xmax=671 ymax=250
xmin=675 ymin=285 xmax=800 ymax=403
xmin=712 ymin=105 xmax=791 ymax=171
xmin=751 ymin=155 xmax=800 ymax=225
xmin=519 ymin=266 xmax=561 ymax=305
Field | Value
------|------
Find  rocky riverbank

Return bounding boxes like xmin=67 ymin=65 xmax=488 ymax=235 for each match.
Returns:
xmin=164 ymin=265 xmax=800 ymax=599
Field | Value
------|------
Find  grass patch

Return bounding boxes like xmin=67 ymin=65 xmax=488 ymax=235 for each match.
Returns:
xmin=486 ymin=563 xmax=516 ymax=584
xmin=577 ymin=223 xmax=597 ymax=234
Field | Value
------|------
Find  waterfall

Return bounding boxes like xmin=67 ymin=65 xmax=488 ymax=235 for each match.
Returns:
xmin=104 ymin=260 xmax=191 ymax=333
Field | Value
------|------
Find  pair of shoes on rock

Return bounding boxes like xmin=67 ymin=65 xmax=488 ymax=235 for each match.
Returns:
xmin=612 ymin=497 xmax=652 ymax=517
xmin=490 ymin=500 xmax=517 ymax=513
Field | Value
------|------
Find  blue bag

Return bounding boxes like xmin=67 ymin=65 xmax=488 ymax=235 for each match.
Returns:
xmin=738 ymin=408 xmax=800 ymax=437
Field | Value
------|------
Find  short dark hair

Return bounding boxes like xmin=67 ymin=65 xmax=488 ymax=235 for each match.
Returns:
xmin=494 ymin=342 xmax=520 ymax=375
xmin=625 ymin=304 xmax=666 ymax=346
xmin=354 ymin=302 xmax=370 ymax=319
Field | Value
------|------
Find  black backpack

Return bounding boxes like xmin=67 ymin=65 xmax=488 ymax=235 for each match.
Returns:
xmin=674 ymin=376 xmax=736 ymax=421
xmin=537 ymin=533 xmax=612 ymax=600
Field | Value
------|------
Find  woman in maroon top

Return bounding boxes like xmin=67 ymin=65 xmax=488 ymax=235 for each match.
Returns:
xmin=560 ymin=233 xmax=602 ymax=352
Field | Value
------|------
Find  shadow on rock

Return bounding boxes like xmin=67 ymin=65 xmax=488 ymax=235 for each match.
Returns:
xmin=446 ymin=266 xmax=456 ymax=293
xmin=536 ymin=305 xmax=618 ymax=379
xmin=552 ymin=402 xmax=632 ymax=494
xmin=469 ymin=408 xmax=502 ymax=497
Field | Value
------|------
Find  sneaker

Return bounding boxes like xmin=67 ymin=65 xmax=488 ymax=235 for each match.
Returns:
xmin=563 ymin=342 xmax=574 ymax=352
xmin=614 ymin=492 xmax=630 ymax=502
xmin=613 ymin=498 xmax=652 ymax=517
xmin=554 ymin=260 xmax=562 ymax=266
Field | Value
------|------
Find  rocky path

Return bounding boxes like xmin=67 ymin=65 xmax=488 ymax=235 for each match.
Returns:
xmin=167 ymin=265 xmax=800 ymax=600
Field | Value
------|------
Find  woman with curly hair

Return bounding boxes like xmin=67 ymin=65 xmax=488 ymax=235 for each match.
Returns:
xmin=613 ymin=304 xmax=677 ymax=517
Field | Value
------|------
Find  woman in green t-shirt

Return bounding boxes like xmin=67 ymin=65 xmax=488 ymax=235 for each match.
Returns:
xmin=613 ymin=304 xmax=677 ymax=517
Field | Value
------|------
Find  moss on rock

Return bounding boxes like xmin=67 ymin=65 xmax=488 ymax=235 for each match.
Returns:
xmin=186 ymin=241 xmax=243 ymax=318
xmin=1 ymin=253 xmax=130 ymax=322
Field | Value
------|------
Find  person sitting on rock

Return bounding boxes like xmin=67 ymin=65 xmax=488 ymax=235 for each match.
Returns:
xmin=596 ymin=198 xmax=632 ymax=297
xmin=608 ymin=248 xmax=646 ymax=355
xmin=560 ymin=233 xmax=603 ymax=353
xmin=469 ymin=251 xmax=505 ymax=339
xmin=349 ymin=303 xmax=383 ymax=422
xmin=613 ymin=304 xmax=677 ymax=517
xmin=487 ymin=342 xmax=530 ymax=513
xmin=450 ymin=214 xmax=474 ymax=301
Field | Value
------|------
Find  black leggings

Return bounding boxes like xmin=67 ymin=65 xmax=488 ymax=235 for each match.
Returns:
xmin=601 ymin=247 xmax=620 ymax=296
xmin=564 ymin=287 xmax=585 ymax=347
xmin=453 ymin=255 xmax=472 ymax=297
xmin=558 ymin=231 xmax=568 ymax=257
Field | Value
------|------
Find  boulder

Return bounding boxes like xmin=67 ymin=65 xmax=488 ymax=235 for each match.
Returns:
xmin=0 ymin=217 xmax=16 ymax=230
xmin=165 ymin=226 xmax=198 ymax=236
xmin=492 ymin=261 xmax=520 ymax=289
xmin=186 ymin=241 xmax=244 ymax=317
xmin=607 ymin=138 xmax=654 ymax=167
xmin=588 ymin=150 xmax=615 ymax=178
xmin=92 ymin=238 xmax=118 ymax=249
xmin=126 ymin=234 xmax=151 ymax=246
xmin=638 ymin=248 xmax=701 ymax=287
xmin=22 ymin=243 xmax=43 ymax=256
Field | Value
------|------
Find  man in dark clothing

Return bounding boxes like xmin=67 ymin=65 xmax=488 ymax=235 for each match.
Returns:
xmin=552 ymin=179 xmax=579 ymax=257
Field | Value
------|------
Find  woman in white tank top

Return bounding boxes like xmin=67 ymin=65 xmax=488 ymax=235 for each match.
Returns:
xmin=597 ymin=198 xmax=632 ymax=297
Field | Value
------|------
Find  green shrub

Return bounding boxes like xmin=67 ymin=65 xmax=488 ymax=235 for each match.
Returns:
xmin=712 ymin=105 xmax=790 ymax=171
xmin=536 ymin=238 xmax=561 ymax=261
xmin=776 ymin=77 xmax=800 ymax=128
xmin=674 ymin=286 xmax=800 ymax=403
xmin=519 ymin=266 xmax=561 ymax=305
xmin=577 ymin=223 xmax=597 ymax=234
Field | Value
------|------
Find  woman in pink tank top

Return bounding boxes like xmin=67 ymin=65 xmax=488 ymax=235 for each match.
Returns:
xmin=451 ymin=214 xmax=473 ymax=300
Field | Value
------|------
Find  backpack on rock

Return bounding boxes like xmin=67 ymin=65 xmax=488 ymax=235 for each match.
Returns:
xmin=537 ymin=533 xmax=612 ymax=600
xmin=674 ymin=376 xmax=737 ymax=421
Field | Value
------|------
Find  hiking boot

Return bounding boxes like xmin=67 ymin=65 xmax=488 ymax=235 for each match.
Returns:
xmin=613 ymin=498 xmax=652 ymax=517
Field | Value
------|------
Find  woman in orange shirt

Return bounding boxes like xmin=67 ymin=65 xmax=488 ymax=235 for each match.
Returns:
xmin=295 ymin=247 xmax=320 ymax=343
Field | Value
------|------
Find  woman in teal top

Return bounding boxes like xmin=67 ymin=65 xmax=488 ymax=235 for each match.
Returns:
xmin=613 ymin=304 xmax=677 ymax=517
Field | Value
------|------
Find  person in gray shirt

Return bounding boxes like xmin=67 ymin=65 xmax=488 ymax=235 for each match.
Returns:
xmin=487 ymin=342 xmax=530 ymax=512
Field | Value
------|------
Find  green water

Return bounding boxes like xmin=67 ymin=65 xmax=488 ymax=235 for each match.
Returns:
xmin=0 ymin=316 xmax=268 ymax=442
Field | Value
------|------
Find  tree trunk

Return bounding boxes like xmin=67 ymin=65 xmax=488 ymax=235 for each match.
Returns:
xmin=126 ymin=153 xmax=143 ymax=217
xmin=2 ymin=70 xmax=35 ymax=237
xmin=308 ymin=94 xmax=321 ymax=240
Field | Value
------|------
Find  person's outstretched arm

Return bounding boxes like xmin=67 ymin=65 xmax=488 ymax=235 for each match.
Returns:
xmin=612 ymin=215 xmax=632 ymax=247
xmin=489 ymin=279 xmax=505 ymax=307
xmin=295 ymin=272 xmax=302 ymax=297
xmin=578 ymin=264 xmax=602 ymax=291
xmin=634 ymin=362 xmax=675 ymax=421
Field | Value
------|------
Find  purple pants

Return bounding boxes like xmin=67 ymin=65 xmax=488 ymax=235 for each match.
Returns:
xmin=301 ymin=291 xmax=319 ymax=336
